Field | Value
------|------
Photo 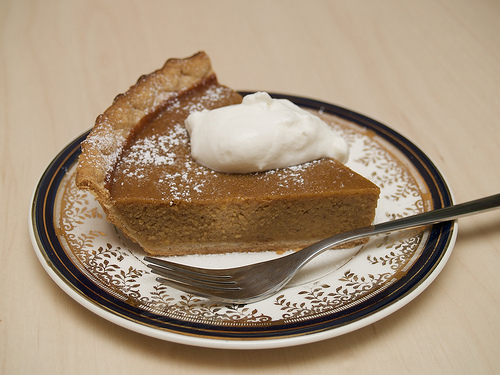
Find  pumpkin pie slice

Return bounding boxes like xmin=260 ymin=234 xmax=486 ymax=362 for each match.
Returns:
xmin=76 ymin=52 xmax=380 ymax=256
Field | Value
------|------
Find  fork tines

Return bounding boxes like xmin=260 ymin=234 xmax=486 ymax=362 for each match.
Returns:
xmin=144 ymin=256 xmax=241 ymax=292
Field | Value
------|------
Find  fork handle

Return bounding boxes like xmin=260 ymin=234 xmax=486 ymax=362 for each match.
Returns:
xmin=372 ymin=192 xmax=500 ymax=235
xmin=300 ymin=193 xmax=500 ymax=264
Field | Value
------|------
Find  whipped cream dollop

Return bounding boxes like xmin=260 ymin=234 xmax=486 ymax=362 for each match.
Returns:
xmin=185 ymin=92 xmax=349 ymax=173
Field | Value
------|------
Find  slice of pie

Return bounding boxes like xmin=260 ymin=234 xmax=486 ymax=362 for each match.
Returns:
xmin=76 ymin=51 xmax=380 ymax=256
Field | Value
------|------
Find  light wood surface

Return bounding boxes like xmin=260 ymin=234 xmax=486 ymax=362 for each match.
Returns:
xmin=2 ymin=0 xmax=500 ymax=373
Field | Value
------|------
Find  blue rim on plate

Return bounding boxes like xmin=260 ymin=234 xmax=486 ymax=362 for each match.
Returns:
xmin=30 ymin=93 xmax=456 ymax=349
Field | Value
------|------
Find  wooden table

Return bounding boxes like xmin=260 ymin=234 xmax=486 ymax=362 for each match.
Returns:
xmin=2 ymin=0 xmax=500 ymax=373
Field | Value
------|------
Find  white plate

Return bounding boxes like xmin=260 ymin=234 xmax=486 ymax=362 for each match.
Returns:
xmin=30 ymin=93 xmax=456 ymax=349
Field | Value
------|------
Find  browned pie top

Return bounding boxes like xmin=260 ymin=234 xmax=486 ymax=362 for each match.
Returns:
xmin=108 ymin=82 xmax=377 ymax=206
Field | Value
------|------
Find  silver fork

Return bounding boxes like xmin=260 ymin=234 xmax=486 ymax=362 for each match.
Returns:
xmin=144 ymin=193 xmax=500 ymax=304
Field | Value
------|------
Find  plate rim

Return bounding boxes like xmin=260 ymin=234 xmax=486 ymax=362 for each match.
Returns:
xmin=29 ymin=93 xmax=457 ymax=349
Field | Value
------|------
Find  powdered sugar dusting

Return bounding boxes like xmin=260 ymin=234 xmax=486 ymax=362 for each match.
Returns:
xmin=257 ymin=159 xmax=329 ymax=191
xmin=118 ymin=124 xmax=188 ymax=184
xmin=122 ymin=124 xmax=187 ymax=169
xmin=82 ymin=119 xmax=126 ymax=174
xmin=187 ymin=85 xmax=230 ymax=114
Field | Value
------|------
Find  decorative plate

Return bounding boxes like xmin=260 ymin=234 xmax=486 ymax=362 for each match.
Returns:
xmin=30 ymin=93 xmax=456 ymax=349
